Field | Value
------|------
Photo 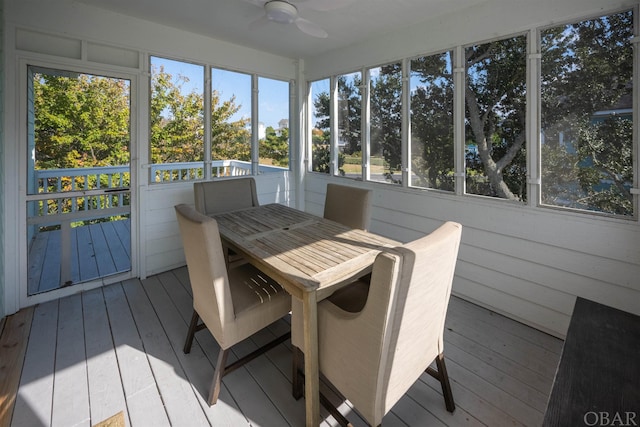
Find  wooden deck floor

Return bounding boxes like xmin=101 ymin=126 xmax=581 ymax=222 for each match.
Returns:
xmin=27 ymin=219 xmax=131 ymax=295
xmin=2 ymin=267 xmax=563 ymax=427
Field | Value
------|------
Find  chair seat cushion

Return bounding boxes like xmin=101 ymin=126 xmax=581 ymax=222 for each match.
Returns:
xmin=229 ymin=264 xmax=290 ymax=316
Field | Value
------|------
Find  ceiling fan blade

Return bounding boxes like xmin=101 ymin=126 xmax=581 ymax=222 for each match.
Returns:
xmin=249 ymin=14 xmax=271 ymax=30
xmin=295 ymin=17 xmax=328 ymax=38
xmin=295 ymin=0 xmax=354 ymax=12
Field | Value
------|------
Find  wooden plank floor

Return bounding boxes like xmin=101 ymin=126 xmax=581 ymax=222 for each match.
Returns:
xmin=4 ymin=267 xmax=563 ymax=427
xmin=27 ymin=219 xmax=131 ymax=295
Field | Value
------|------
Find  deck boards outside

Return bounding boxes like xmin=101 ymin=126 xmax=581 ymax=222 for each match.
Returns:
xmin=27 ymin=219 xmax=131 ymax=295
xmin=5 ymin=267 xmax=562 ymax=427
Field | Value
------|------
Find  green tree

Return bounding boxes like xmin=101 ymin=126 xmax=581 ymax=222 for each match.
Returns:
xmin=576 ymin=117 xmax=633 ymax=215
xmin=312 ymin=89 xmax=346 ymax=175
xmin=541 ymin=10 xmax=633 ymax=215
xmin=464 ymin=35 xmax=528 ymax=200
xmin=410 ymin=53 xmax=455 ymax=190
xmin=211 ymin=90 xmax=251 ymax=162
xmin=337 ymin=74 xmax=362 ymax=155
xmin=260 ymin=126 xmax=289 ymax=167
xmin=33 ymin=71 xmax=131 ymax=216
xmin=312 ymin=145 xmax=345 ymax=175
xmin=150 ymin=65 xmax=204 ymax=164
xmin=370 ymin=63 xmax=402 ymax=182
xmin=150 ymin=64 xmax=253 ymax=178
xmin=34 ymin=73 xmax=130 ymax=170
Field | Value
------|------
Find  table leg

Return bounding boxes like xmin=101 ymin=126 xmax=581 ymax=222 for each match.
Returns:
xmin=302 ymin=291 xmax=320 ymax=426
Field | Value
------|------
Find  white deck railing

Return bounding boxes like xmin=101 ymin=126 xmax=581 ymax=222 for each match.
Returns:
xmin=32 ymin=160 xmax=286 ymax=217
xmin=149 ymin=160 xmax=253 ymax=182
xmin=28 ymin=160 xmax=286 ymax=286
xmin=35 ymin=165 xmax=130 ymax=215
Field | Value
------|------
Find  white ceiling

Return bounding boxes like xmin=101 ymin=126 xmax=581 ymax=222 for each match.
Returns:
xmin=76 ymin=0 xmax=482 ymax=59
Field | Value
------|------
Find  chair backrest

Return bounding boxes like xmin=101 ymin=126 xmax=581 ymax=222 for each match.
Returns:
xmin=337 ymin=221 xmax=461 ymax=423
xmin=323 ymin=183 xmax=372 ymax=230
xmin=174 ymin=204 xmax=234 ymax=340
xmin=194 ymin=177 xmax=259 ymax=216
xmin=382 ymin=222 xmax=461 ymax=407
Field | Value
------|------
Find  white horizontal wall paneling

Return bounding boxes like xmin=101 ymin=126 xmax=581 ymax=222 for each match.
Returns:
xmin=253 ymin=172 xmax=296 ymax=206
xmin=143 ymin=184 xmax=193 ymax=276
xmin=305 ymin=173 xmax=640 ymax=337
xmin=142 ymin=174 xmax=293 ymax=276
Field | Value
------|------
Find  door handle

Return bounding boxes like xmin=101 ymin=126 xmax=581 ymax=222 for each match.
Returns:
xmin=104 ymin=187 xmax=130 ymax=193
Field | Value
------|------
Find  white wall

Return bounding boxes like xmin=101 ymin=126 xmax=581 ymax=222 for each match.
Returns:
xmin=303 ymin=0 xmax=640 ymax=337
xmin=142 ymin=173 xmax=297 ymax=277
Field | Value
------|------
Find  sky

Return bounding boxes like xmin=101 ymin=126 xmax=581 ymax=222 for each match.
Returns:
xmin=151 ymin=56 xmax=289 ymax=129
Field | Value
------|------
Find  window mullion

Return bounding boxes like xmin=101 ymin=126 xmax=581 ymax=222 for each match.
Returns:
xmin=633 ymin=4 xmax=640 ymax=218
xmin=528 ymin=29 xmax=541 ymax=208
xmin=204 ymin=65 xmax=212 ymax=180
xmin=362 ymin=68 xmax=370 ymax=182
xmin=330 ymin=76 xmax=338 ymax=176
xmin=251 ymin=74 xmax=259 ymax=176
xmin=401 ymin=58 xmax=410 ymax=188
xmin=453 ymin=46 xmax=466 ymax=196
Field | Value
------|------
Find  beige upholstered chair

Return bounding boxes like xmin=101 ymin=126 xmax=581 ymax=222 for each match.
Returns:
xmin=193 ymin=177 xmax=259 ymax=267
xmin=175 ymin=203 xmax=291 ymax=406
xmin=323 ymin=183 xmax=372 ymax=231
xmin=294 ymin=221 xmax=462 ymax=426
xmin=193 ymin=176 xmax=259 ymax=215
xmin=291 ymin=182 xmax=373 ymax=396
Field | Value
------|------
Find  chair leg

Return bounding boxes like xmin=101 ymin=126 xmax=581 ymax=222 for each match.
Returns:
xmin=208 ymin=349 xmax=229 ymax=406
xmin=223 ymin=245 xmax=231 ymax=270
xmin=205 ymin=332 xmax=289 ymax=406
xmin=184 ymin=310 xmax=200 ymax=354
xmin=319 ymin=393 xmax=354 ymax=427
xmin=426 ymin=352 xmax=455 ymax=412
xmin=292 ymin=345 xmax=304 ymax=400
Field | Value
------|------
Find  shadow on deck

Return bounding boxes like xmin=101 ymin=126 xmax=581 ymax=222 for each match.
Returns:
xmin=1 ymin=267 xmax=563 ymax=426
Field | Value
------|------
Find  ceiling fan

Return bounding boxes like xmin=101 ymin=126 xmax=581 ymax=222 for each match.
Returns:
xmin=243 ymin=0 xmax=351 ymax=38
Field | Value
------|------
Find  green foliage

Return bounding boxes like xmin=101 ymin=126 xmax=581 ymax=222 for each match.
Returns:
xmin=260 ymin=126 xmax=289 ymax=167
xmin=410 ymin=52 xmax=455 ymax=191
xmin=336 ymin=74 xmax=362 ymax=155
xmin=211 ymin=90 xmax=251 ymax=162
xmin=576 ymin=117 xmax=633 ymax=215
xmin=312 ymin=95 xmax=346 ymax=175
xmin=464 ymin=35 xmax=528 ymax=201
xmin=370 ymin=63 xmax=402 ymax=179
xmin=541 ymin=10 xmax=634 ymax=215
xmin=34 ymin=73 xmax=130 ymax=170
xmin=311 ymin=145 xmax=345 ymax=175
xmin=308 ymin=10 xmax=633 ymax=216
xmin=150 ymin=65 xmax=204 ymax=164
xmin=150 ymin=64 xmax=255 ymax=170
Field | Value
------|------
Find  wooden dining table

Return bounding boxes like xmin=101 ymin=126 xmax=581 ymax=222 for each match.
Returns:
xmin=210 ymin=203 xmax=400 ymax=426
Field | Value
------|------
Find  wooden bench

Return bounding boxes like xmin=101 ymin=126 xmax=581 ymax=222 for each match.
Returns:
xmin=543 ymin=297 xmax=640 ymax=426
